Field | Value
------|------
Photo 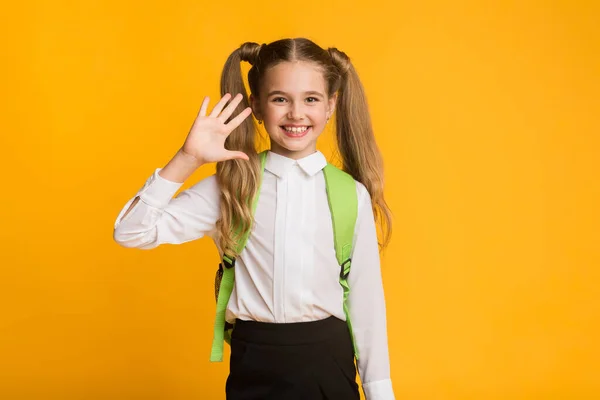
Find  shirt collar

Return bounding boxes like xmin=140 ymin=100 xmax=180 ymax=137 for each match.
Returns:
xmin=265 ymin=150 xmax=327 ymax=178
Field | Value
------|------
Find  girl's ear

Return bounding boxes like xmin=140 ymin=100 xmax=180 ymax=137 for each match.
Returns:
xmin=249 ymin=94 xmax=262 ymax=121
xmin=327 ymin=93 xmax=338 ymax=119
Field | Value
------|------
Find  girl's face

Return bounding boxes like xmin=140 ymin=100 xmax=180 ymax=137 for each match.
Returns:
xmin=251 ymin=61 xmax=336 ymax=160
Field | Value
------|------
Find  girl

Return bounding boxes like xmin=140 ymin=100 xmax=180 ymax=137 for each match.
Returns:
xmin=114 ymin=38 xmax=394 ymax=400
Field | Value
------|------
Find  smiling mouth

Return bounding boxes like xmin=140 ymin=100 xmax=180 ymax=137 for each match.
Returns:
xmin=279 ymin=125 xmax=312 ymax=138
xmin=280 ymin=125 xmax=311 ymax=133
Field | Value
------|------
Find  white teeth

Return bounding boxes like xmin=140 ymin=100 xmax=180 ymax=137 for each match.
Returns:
xmin=283 ymin=126 xmax=309 ymax=133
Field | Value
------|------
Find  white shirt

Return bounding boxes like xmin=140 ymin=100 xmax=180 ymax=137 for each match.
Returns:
xmin=113 ymin=150 xmax=394 ymax=399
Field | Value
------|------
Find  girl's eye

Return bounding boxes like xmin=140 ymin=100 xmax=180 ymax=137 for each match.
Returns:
xmin=306 ymin=97 xmax=319 ymax=103
xmin=272 ymin=97 xmax=287 ymax=103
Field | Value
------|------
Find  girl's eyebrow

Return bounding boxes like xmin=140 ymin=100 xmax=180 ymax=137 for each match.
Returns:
xmin=267 ymin=90 xmax=324 ymax=97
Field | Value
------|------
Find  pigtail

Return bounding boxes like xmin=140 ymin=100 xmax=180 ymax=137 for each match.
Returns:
xmin=215 ymin=42 xmax=263 ymax=257
xmin=328 ymin=48 xmax=393 ymax=250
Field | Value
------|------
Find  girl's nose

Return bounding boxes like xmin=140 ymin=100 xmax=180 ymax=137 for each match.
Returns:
xmin=287 ymin=103 xmax=304 ymax=120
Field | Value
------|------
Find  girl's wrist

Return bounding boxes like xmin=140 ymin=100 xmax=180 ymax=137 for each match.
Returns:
xmin=159 ymin=149 xmax=204 ymax=183
xmin=177 ymin=148 xmax=204 ymax=167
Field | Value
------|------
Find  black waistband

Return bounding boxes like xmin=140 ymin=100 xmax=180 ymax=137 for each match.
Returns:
xmin=232 ymin=316 xmax=348 ymax=346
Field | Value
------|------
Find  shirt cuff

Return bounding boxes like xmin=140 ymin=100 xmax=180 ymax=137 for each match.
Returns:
xmin=363 ymin=378 xmax=395 ymax=400
xmin=138 ymin=168 xmax=184 ymax=209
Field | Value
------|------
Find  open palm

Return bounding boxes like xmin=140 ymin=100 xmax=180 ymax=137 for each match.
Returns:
xmin=181 ymin=93 xmax=253 ymax=164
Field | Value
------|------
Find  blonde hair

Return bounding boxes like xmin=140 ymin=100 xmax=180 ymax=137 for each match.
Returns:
xmin=217 ymin=38 xmax=392 ymax=257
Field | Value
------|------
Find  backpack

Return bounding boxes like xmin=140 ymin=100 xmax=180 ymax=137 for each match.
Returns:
xmin=209 ymin=151 xmax=359 ymax=362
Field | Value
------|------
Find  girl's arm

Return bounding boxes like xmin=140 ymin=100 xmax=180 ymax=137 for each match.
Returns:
xmin=117 ymin=148 xmax=204 ymax=223
xmin=348 ymin=183 xmax=395 ymax=400
xmin=113 ymin=93 xmax=252 ymax=249
xmin=112 ymin=163 xmax=220 ymax=249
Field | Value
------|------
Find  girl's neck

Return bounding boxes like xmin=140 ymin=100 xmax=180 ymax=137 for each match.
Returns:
xmin=268 ymin=143 xmax=318 ymax=160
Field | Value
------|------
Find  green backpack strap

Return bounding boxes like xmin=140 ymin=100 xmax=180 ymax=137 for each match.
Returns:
xmin=210 ymin=151 xmax=268 ymax=362
xmin=322 ymin=163 xmax=360 ymax=360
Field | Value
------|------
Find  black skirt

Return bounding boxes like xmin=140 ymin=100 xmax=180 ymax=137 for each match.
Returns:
xmin=225 ymin=316 xmax=360 ymax=400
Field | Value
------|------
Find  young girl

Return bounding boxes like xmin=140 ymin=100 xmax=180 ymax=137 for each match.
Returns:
xmin=114 ymin=38 xmax=394 ymax=400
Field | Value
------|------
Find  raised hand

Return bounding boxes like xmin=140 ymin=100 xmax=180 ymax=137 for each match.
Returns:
xmin=180 ymin=93 xmax=253 ymax=165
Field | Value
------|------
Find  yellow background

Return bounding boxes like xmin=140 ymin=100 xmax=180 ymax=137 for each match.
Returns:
xmin=1 ymin=1 xmax=599 ymax=399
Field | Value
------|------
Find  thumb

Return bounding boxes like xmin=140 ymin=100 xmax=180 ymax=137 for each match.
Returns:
xmin=224 ymin=150 xmax=249 ymax=161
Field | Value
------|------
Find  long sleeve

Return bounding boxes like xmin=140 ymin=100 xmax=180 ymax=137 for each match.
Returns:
xmin=113 ymin=168 xmax=221 ymax=249
xmin=348 ymin=183 xmax=395 ymax=400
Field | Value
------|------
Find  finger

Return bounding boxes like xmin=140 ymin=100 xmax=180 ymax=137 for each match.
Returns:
xmin=224 ymin=150 xmax=249 ymax=161
xmin=225 ymin=107 xmax=253 ymax=131
xmin=209 ymin=93 xmax=232 ymax=118
xmin=218 ymin=93 xmax=244 ymax=122
xmin=198 ymin=96 xmax=210 ymax=117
